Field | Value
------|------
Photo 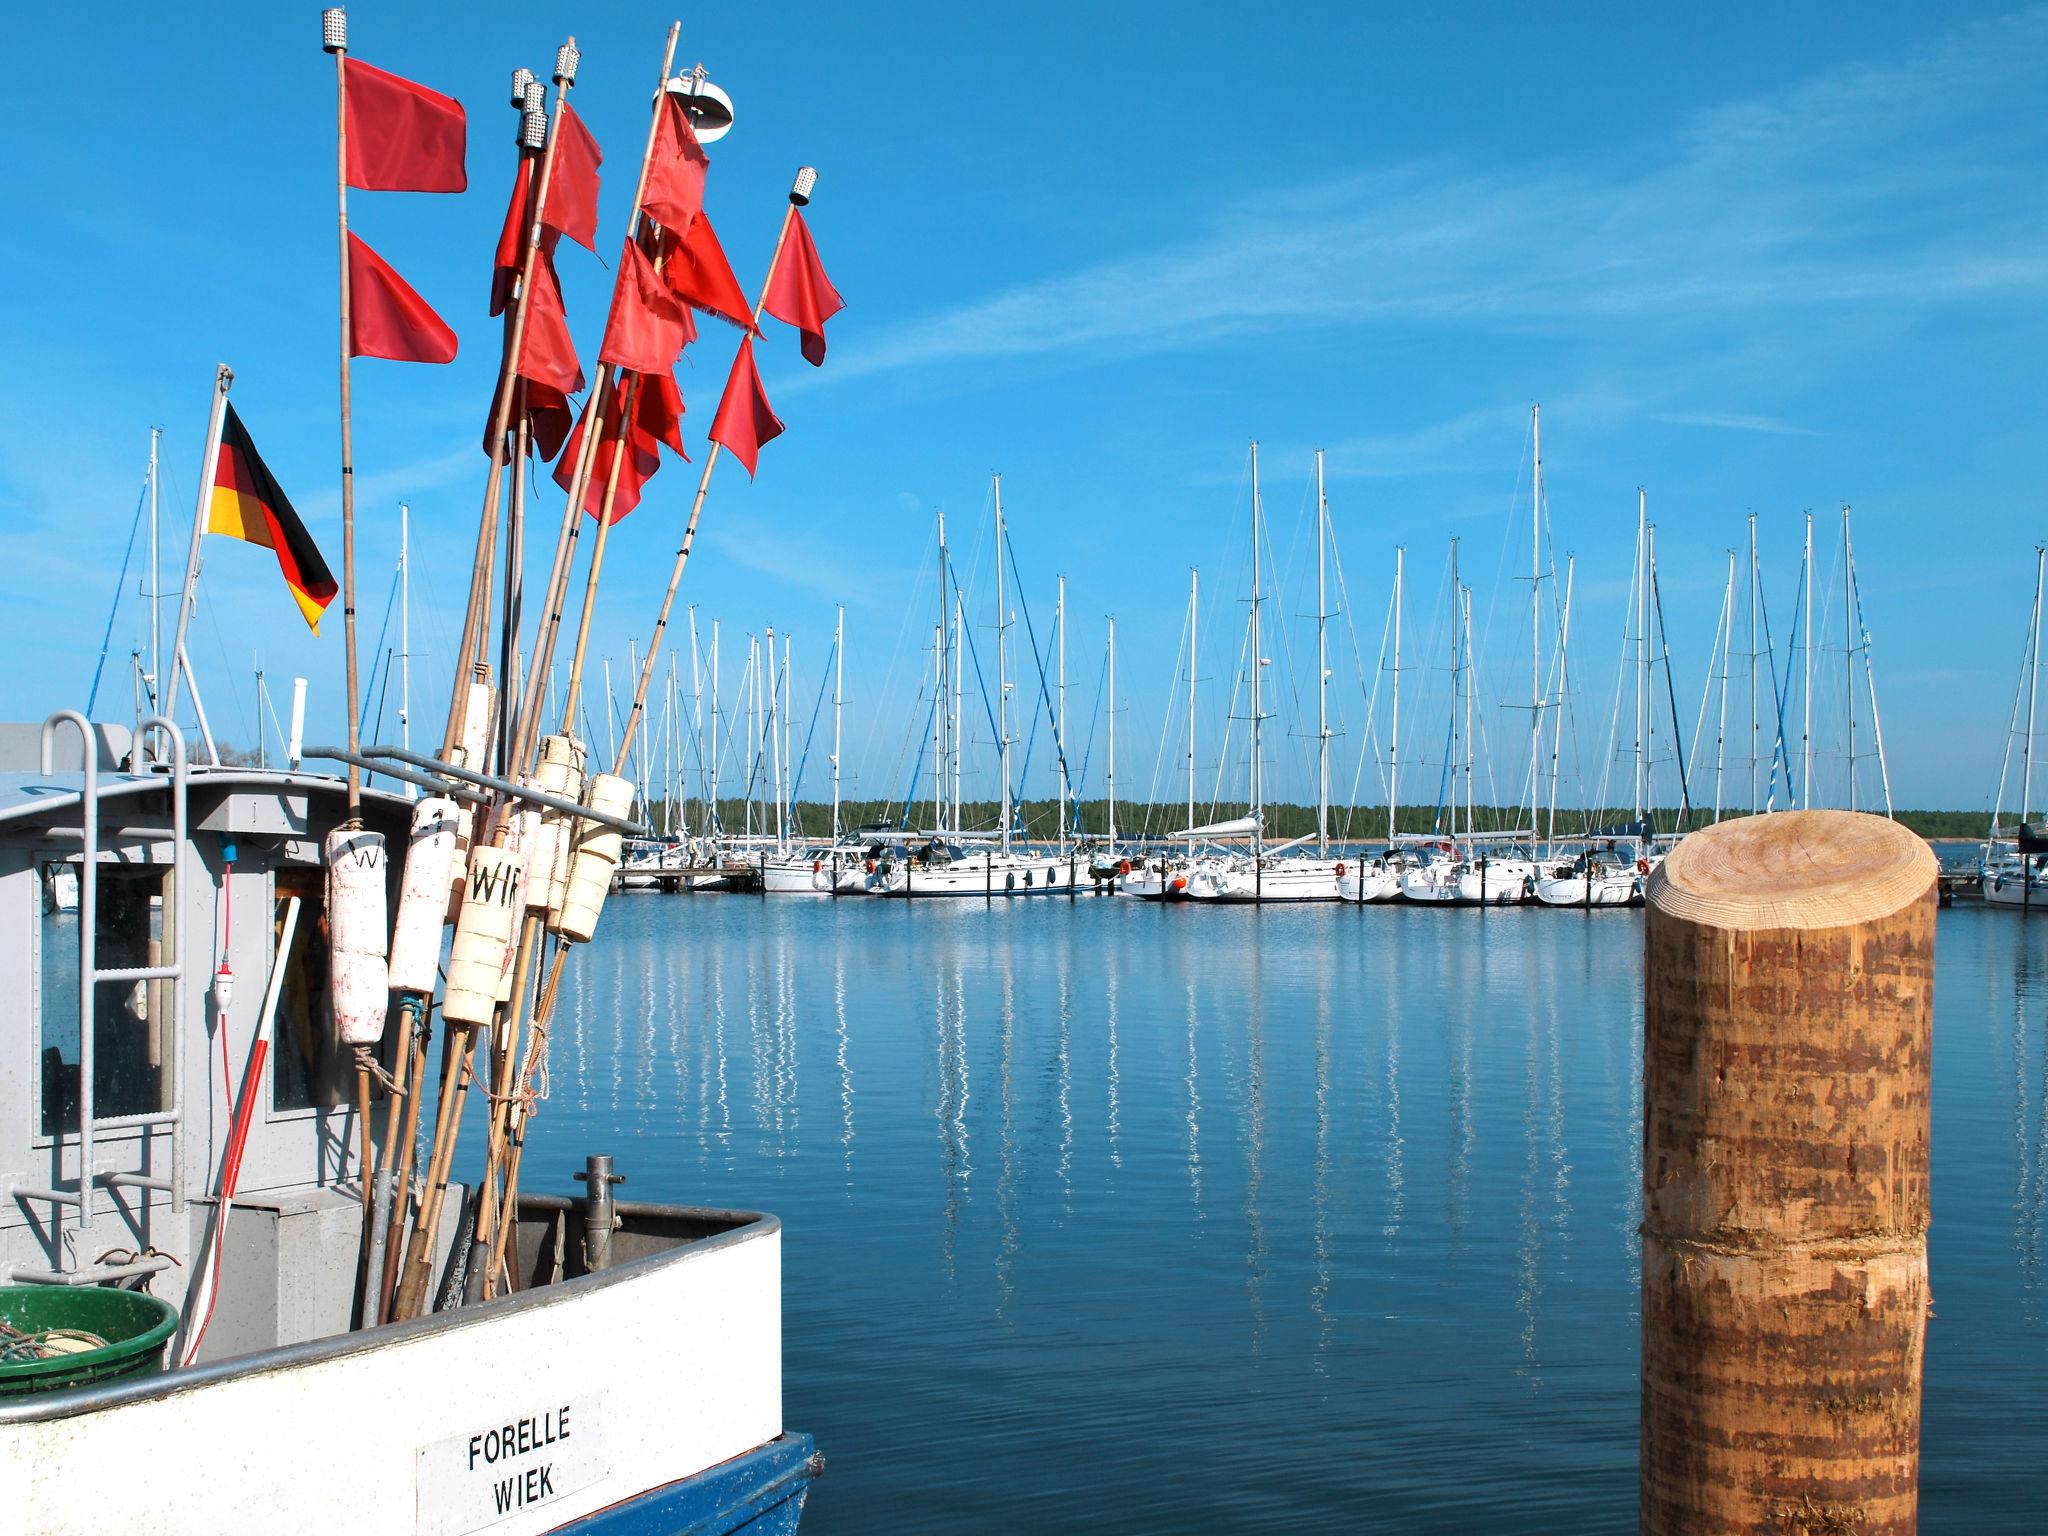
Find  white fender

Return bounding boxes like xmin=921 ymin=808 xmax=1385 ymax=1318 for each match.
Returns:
xmin=551 ymin=773 xmax=633 ymax=943
xmin=325 ymin=825 xmax=389 ymax=1046
xmin=387 ymin=796 xmax=458 ymax=996
xmin=442 ymin=845 xmax=522 ymax=1028
xmin=528 ymin=734 xmax=585 ymax=915
xmin=495 ymin=800 xmax=539 ymax=1003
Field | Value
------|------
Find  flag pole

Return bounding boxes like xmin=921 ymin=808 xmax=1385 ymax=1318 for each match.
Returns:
xmin=506 ymin=27 xmax=679 ymax=781
xmin=164 ymin=364 xmax=233 ymax=746
xmin=323 ymin=8 xmax=364 ymax=818
xmin=438 ymin=40 xmax=582 ymax=763
xmin=611 ymin=167 xmax=813 ymax=776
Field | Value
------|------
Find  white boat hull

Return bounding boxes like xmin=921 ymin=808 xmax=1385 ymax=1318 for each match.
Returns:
xmin=871 ymin=853 xmax=1082 ymax=897
xmin=2 ymin=1204 xmax=791 ymax=1536
xmin=1533 ymin=871 xmax=1639 ymax=907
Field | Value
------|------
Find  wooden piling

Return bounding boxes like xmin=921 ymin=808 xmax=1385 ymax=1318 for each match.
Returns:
xmin=1640 ymin=810 xmax=1937 ymax=1535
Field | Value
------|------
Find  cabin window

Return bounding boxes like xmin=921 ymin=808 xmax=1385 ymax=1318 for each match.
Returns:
xmin=271 ymin=866 xmax=354 ymax=1111
xmin=38 ymin=861 xmax=175 ymax=1135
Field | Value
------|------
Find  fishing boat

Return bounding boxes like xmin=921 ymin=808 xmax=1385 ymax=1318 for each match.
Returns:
xmin=6 ymin=15 xmax=836 ymax=1530
xmin=0 ymin=718 xmax=817 ymax=1534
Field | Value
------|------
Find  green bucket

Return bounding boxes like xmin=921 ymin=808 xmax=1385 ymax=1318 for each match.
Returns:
xmin=0 ymin=1285 xmax=179 ymax=1399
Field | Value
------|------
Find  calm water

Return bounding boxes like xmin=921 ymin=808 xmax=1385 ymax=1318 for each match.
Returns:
xmin=506 ymin=895 xmax=2047 ymax=1533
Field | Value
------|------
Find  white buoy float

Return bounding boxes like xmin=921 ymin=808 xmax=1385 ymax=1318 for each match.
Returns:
xmin=387 ymin=796 xmax=459 ymax=997
xmin=325 ymin=824 xmax=390 ymax=1046
xmin=552 ymin=773 xmax=633 ymax=943
xmin=442 ymin=844 xmax=522 ymax=1028
xmin=444 ymin=677 xmax=494 ymax=920
xmin=528 ymin=734 xmax=585 ymax=917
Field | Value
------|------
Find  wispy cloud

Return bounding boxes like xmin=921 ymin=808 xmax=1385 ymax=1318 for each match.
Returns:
xmin=1650 ymin=411 xmax=1820 ymax=437
xmin=825 ymin=10 xmax=2048 ymax=386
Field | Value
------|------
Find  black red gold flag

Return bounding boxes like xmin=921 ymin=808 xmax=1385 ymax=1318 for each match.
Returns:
xmin=207 ymin=404 xmax=337 ymax=631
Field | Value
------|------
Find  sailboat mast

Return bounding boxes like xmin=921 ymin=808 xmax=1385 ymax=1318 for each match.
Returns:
xmin=1528 ymin=404 xmax=1542 ymax=847
xmin=780 ymin=634 xmax=791 ymax=849
xmin=1249 ymin=442 xmax=1264 ymax=853
xmin=1057 ymin=574 xmax=1069 ymax=852
xmin=1549 ymin=554 xmax=1574 ymax=846
xmin=1462 ymin=583 xmax=1474 ymax=838
xmin=399 ymin=500 xmax=411 ymax=758
xmin=147 ymin=427 xmax=161 ymax=711
xmin=1187 ymin=568 xmax=1197 ymax=857
xmin=951 ymin=594 xmax=963 ymax=834
xmin=1843 ymin=506 xmax=1856 ymax=813
xmin=1747 ymin=513 xmax=1759 ymax=815
xmin=1107 ymin=616 xmax=1118 ymax=849
xmin=1716 ymin=551 xmax=1735 ymax=822
xmin=1802 ymin=511 xmax=1814 ymax=810
xmin=935 ymin=510 xmax=948 ymax=832
xmin=2027 ymin=548 xmax=2045 ymax=829
xmin=709 ymin=621 xmax=721 ymax=839
xmin=994 ymin=475 xmax=1012 ymax=855
xmin=1390 ymin=546 xmax=1402 ymax=846
xmin=1449 ymin=536 xmax=1461 ymax=838
xmin=1316 ymin=448 xmax=1330 ymax=857
xmin=833 ymin=603 xmax=844 ymax=839
xmin=1635 ymin=489 xmax=1648 ymax=823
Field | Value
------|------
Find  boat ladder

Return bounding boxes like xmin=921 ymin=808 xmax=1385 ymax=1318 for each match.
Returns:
xmin=8 ymin=711 xmax=189 ymax=1286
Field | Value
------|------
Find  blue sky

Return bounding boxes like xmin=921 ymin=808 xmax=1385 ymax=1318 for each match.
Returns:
xmin=3 ymin=3 xmax=2043 ymax=815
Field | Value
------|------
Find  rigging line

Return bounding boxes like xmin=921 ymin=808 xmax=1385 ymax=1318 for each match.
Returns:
xmin=1209 ymin=602 xmax=1254 ymax=818
xmin=1333 ymin=540 xmax=1395 ymax=839
xmin=200 ymin=578 xmax=254 ymax=752
xmin=1650 ymin=556 xmax=1693 ymax=820
xmin=1138 ymin=598 xmax=1189 ymax=836
xmin=999 ymin=525 xmax=1078 ymax=792
xmin=1591 ymin=522 xmax=1637 ymax=824
xmin=1070 ymin=644 xmax=1111 ymax=831
xmin=788 ymin=633 xmax=837 ymax=811
xmin=86 ymin=474 xmax=153 ymax=714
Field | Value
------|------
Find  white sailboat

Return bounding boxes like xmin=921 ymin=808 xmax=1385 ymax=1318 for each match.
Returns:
xmin=1984 ymin=546 xmax=2048 ymax=908
xmin=1194 ymin=444 xmax=1341 ymax=903
xmin=872 ymin=477 xmax=1077 ymax=898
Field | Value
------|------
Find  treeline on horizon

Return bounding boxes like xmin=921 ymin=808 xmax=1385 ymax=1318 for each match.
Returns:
xmin=636 ymin=796 xmax=1995 ymax=843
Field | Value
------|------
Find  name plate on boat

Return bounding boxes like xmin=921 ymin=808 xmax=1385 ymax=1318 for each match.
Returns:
xmin=417 ymin=1396 xmax=607 ymax=1535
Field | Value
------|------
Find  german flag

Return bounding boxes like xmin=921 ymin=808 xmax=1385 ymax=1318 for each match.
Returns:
xmin=207 ymin=404 xmax=337 ymax=632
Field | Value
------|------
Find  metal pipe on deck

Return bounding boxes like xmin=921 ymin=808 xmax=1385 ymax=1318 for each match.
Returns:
xmin=1640 ymin=810 xmax=1936 ymax=1535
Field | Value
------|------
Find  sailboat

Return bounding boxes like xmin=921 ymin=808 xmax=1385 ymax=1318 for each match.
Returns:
xmin=1984 ymin=546 xmax=2048 ymax=908
xmin=871 ymin=477 xmax=1080 ymax=897
xmin=1190 ymin=444 xmax=1342 ymax=903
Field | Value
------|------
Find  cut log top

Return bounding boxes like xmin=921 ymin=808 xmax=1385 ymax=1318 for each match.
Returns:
xmin=1647 ymin=809 xmax=1938 ymax=932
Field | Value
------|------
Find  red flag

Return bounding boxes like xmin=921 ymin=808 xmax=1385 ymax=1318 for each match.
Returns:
xmin=542 ymin=104 xmax=603 ymax=252
xmin=483 ymin=379 xmax=574 ymax=466
xmin=344 ymin=59 xmax=466 ymax=194
xmin=552 ymin=390 xmax=673 ymax=523
xmin=347 ymin=233 xmax=457 ymax=363
xmin=762 ymin=209 xmax=844 ymax=366
xmin=516 ymin=249 xmax=583 ymax=396
xmin=640 ymin=97 xmax=708 ymax=231
xmin=636 ymin=369 xmax=687 ymax=457
xmin=489 ymin=157 xmax=537 ymax=316
xmin=661 ymin=213 xmax=756 ymax=335
xmin=708 ymin=338 xmax=783 ymax=479
xmin=599 ymin=238 xmax=691 ymax=375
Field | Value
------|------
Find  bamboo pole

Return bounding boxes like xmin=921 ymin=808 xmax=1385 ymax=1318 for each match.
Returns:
xmin=1640 ymin=810 xmax=1936 ymax=1535
xmin=327 ymin=18 xmax=363 ymax=817
xmin=612 ymin=171 xmax=812 ymax=775
xmin=438 ymin=44 xmax=583 ymax=758
xmin=373 ymin=995 xmax=427 ymax=1322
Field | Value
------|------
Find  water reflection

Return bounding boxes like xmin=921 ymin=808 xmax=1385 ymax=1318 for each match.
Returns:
xmin=513 ymin=899 xmax=2047 ymax=1534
